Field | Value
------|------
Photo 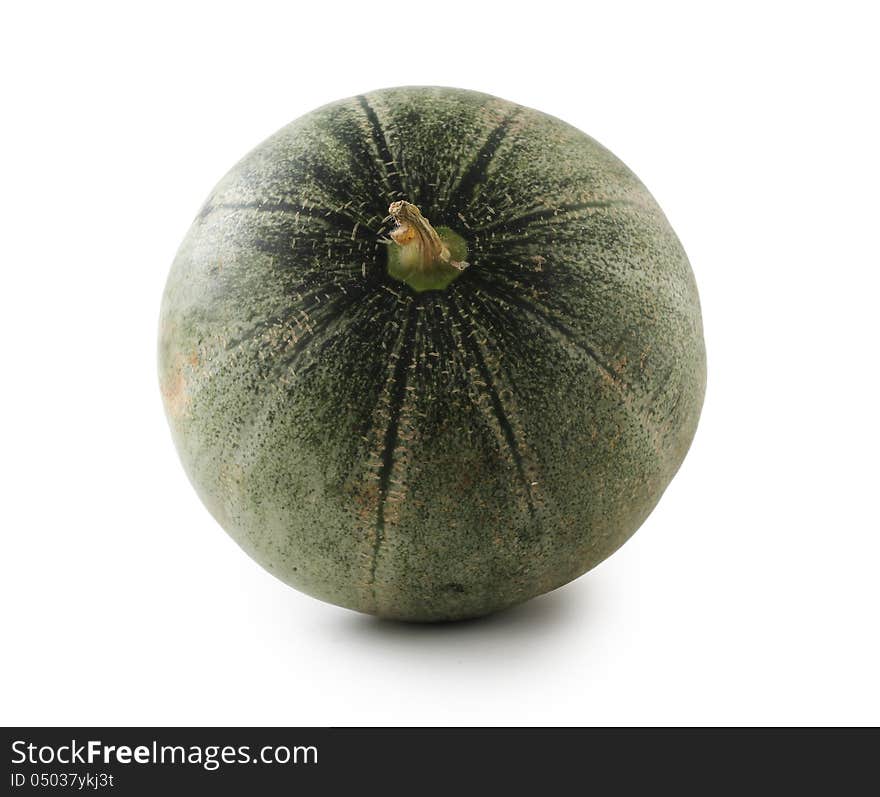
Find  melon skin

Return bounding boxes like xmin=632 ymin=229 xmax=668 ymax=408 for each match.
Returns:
xmin=158 ymin=86 xmax=706 ymax=621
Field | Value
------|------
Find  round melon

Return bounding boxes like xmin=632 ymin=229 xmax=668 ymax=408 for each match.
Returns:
xmin=158 ymin=86 xmax=706 ymax=622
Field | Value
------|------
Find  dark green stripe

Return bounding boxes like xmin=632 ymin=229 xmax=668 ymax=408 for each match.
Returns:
xmin=447 ymin=294 xmax=537 ymax=519
xmin=446 ymin=109 xmax=519 ymax=211
xmin=469 ymin=273 xmax=631 ymax=391
xmin=357 ymin=95 xmax=406 ymax=200
xmin=200 ymin=201 xmax=379 ymax=237
xmin=370 ymin=299 xmax=418 ymax=589
xmin=473 ymin=199 xmax=634 ymax=235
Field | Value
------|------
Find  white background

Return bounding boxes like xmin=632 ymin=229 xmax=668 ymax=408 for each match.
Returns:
xmin=2 ymin=1 xmax=878 ymax=726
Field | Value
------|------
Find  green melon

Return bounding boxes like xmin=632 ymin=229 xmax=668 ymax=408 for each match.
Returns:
xmin=158 ymin=86 xmax=706 ymax=622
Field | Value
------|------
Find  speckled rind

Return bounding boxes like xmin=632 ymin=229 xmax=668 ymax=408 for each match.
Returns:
xmin=158 ymin=86 xmax=706 ymax=621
